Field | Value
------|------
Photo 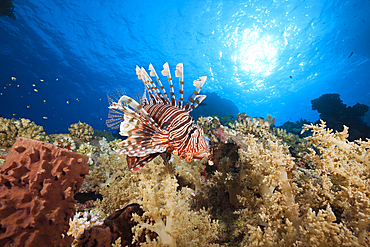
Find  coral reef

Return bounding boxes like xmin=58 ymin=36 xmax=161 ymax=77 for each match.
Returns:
xmin=69 ymin=121 xmax=94 ymax=142
xmin=1 ymin=113 xmax=368 ymax=246
xmin=67 ymin=210 xmax=104 ymax=247
xmin=85 ymin=152 xmax=141 ymax=216
xmin=191 ymin=91 xmax=239 ymax=120
xmin=76 ymin=142 xmax=98 ymax=165
xmin=224 ymin=121 xmax=369 ymax=246
xmin=311 ymin=93 xmax=370 ymax=140
xmin=52 ymin=134 xmax=77 ymax=151
xmin=194 ymin=113 xmax=370 ymax=246
xmin=130 ymin=161 xmax=219 ymax=247
xmin=0 ymin=137 xmax=89 ymax=247
xmin=277 ymin=118 xmax=312 ymax=138
xmin=76 ymin=204 xmax=157 ymax=246
xmin=0 ymin=0 xmax=15 ymax=20
xmin=88 ymin=153 xmax=218 ymax=246
xmin=0 ymin=117 xmax=50 ymax=149
xmin=94 ymin=129 xmax=118 ymax=142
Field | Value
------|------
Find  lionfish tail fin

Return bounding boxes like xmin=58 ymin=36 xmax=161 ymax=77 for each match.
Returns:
xmin=184 ymin=76 xmax=207 ymax=111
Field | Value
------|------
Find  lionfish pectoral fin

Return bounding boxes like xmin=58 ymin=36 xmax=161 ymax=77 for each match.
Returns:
xmin=115 ymin=110 xmax=170 ymax=167
xmin=127 ymin=153 xmax=160 ymax=172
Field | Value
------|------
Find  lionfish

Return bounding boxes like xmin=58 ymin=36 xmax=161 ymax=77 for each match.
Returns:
xmin=106 ymin=62 xmax=209 ymax=171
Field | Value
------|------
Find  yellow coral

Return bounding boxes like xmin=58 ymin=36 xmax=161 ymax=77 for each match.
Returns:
xmin=89 ymin=153 xmax=141 ymax=217
xmin=131 ymin=161 xmax=219 ymax=247
xmin=233 ymin=120 xmax=370 ymax=246
xmin=0 ymin=117 xmax=49 ymax=148
xmin=68 ymin=121 xmax=94 ymax=141
xmin=67 ymin=210 xmax=103 ymax=246
xmin=229 ymin=114 xmax=274 ymax=139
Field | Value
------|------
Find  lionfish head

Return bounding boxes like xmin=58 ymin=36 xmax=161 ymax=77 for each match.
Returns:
xmin=187 ymin=124 xmax=210 ymax=160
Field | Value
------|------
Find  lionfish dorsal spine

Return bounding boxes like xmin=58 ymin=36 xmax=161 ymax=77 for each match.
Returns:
xmin=161 ymin=62 xmax=176 ymax=106
xmin=184 ymin=76 xmax=207 ymax=111
xmin=188 ymin=94 xmax=207 ymax=112
xmin=149 ymin=64 xmax=171 ymax=104
xmin=136 ymin=66 xmax=155 ymax=104
xmin=138 ymin=66 xmax=164 ymax=104
xmin=175 ymin=63 xmax=184 ymax=109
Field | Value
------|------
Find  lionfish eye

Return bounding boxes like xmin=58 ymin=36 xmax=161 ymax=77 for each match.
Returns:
xmin=189 ymin=127 xmax=196 ymax=135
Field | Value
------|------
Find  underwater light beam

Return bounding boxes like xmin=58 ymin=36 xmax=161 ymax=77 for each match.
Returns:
xmin=236 ymin=28 xmax=278 ymax=77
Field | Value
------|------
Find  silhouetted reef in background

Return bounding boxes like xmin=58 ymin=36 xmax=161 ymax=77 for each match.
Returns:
xmin=311 ymin=93 xmax=370 ymax=141
xmin=191 ymin=91 xmax=239 ymax=121
xmin=0 ymin=0 xmax=15 ymax=20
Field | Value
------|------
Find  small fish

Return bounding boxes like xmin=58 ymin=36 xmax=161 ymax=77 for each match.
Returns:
xmin=348 ymin=52 xmax=354 ymax=58
xmin=107 ymin=62 xmax=209 ymax=171
xmin=11 ymin=77 xmax=16 ymax=81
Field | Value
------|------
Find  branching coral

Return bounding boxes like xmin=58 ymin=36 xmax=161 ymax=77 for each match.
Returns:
xmin=90 ymin=153 xmax=219 ymax=246
xmin=0 ymin=117 xmax=49 ymax=148
xmin=131 ymin=161 xmax=219 ymax=247
xmin=231 ymin=120 xmax=370 ymax=246
xmin=76 ymin=142 xmax=98 ymax=165
xmin=235 ymin=133 xmax=299 ymax=241
xmin=67 ymin=210 xmax=103 ymax=246
xmin=88 ymin=152 xmax=141 ymax=217
xmin=171 ymin=155 xmax=206 ymax=192
xmin=69 ymin=121 xmax=94 ymax=142
xmin=229 ymin=114 xmax=275 ymax=139
xmin=65 ymin=113 xmax=370 ymax=246
xmin=52 ymin=134 xmax=76 ymax=151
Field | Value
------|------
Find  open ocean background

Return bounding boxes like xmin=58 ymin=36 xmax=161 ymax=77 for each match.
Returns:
xmin=0 ymin=0 xmax=369 ymax=134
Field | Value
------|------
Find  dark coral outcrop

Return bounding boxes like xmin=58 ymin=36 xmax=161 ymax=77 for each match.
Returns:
xmin=311 ymin=93 xmax=370 ymax=140
xmin=0 ymin=137 xmax=89 ymax=247
xmin=78 ymin=203 xmax=157 ymax=247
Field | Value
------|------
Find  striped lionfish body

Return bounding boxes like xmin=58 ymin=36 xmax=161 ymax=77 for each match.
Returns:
xmin=106 ymin=62 xmax=209 ymax=171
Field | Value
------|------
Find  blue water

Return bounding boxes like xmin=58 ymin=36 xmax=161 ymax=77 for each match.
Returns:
xmin=1 ymin=0 xmax=369 ymax=134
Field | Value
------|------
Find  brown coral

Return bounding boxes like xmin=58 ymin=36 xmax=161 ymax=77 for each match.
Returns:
xmin=0 ymin=137 xmax=89 ymax=247
xmin=78 ymin=204 xmax=157 ymax=247
xmin=69 ymin=121 xmax=94 ymax=142
xmin=0 ymin=117 xmax=50 ymax=149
